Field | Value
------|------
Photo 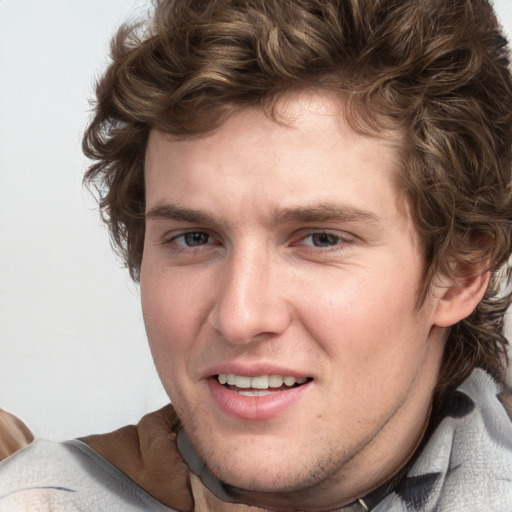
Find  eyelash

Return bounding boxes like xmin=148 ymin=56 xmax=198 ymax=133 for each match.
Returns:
xmin=174 ymin=232 xmax=212 ymax=247
xmin=163 ymin=231 xmax=219 ymax=253
xmin=163 ymin=229 xmax=353 ymax=254
xmin=299 ymin=232 xmax=346 ymax=249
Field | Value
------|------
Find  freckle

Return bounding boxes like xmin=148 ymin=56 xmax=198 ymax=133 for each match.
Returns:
xmin=317 ymin=414 xmax=323 ymax=419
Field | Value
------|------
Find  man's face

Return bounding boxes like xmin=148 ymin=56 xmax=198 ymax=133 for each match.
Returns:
xmin=141 ymin=91 xmax=447 ymax=507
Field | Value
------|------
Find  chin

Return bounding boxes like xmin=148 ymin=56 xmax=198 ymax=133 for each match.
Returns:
xmin=217 ymin=465 xmax=309 ymax=494
xmin=196 ymin=435 xmax=338 ymax=495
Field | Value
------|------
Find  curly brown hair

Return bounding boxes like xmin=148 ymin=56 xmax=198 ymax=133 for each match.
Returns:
xmin=83 ymin=0 xmax=512 ymax=396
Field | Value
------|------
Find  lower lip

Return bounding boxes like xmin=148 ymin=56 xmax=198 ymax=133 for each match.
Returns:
xmin=207 ymin=378 xmax=310 ymax=421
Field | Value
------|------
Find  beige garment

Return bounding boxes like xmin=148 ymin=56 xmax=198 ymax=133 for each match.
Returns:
xmin=0 ymin=409 xmax=34 ymax=461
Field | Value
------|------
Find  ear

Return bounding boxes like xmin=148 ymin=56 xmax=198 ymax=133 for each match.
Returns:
xmin=432 ymin=268 xmax=490 ymax=328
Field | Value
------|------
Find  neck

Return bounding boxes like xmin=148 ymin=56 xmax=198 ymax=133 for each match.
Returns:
xmin=178 ymin=400 xmax=431 ymax=512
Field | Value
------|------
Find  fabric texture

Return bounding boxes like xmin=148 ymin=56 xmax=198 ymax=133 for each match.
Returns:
xmin=0 ymin=369 xmax=511 ymax=511
xmin=0 ymin=439 xmax=173 ymax=512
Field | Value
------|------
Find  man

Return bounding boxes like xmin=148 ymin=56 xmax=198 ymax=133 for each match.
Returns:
xmin=1 ymin=0 xmax=512 ymax=510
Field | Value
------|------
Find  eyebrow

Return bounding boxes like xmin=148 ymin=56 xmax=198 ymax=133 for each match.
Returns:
xmin=270 ymin=202 xmax=381 ymax=225
xmin=146 ymin=204 xmax=223 ymax=224
xmin=145 ymin=201 xmax=381 ymax=225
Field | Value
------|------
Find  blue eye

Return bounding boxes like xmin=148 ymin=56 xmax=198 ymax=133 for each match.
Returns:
xmin=180 ymin=232 xmax=210 ymax=247
xmin=304 ymin=232 xmax=341 ymax=247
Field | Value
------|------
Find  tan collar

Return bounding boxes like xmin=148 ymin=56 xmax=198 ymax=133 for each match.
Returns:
xmin=80 ymin=405 xmax=262 ymax=512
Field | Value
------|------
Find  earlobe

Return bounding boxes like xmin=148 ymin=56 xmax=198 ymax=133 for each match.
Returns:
xmin=432 ymin=269 xmax=490 ymax=328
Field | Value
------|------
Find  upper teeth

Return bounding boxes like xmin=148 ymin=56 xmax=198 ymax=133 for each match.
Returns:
xmin=217 ymin=374 xmax=308 ymax=389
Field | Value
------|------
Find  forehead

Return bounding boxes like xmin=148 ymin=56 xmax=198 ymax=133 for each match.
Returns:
xmin=144 ymin=91 xmax=408 ymax=228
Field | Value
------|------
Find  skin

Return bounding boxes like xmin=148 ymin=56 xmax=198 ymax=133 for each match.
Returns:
xmin=140 ymin=91 xmax=468 ymax=511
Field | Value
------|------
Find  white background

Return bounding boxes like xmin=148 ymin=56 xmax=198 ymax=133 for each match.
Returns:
xmin=1 ymin=1 xmax=511 ymax=441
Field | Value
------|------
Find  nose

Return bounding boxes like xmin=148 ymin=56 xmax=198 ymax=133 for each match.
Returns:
xmin=207 ymin=247 xmax=292 ymax=344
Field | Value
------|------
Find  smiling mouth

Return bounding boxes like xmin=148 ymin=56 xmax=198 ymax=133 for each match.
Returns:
xmin=215 ymin=374 xmax=312 ymax=396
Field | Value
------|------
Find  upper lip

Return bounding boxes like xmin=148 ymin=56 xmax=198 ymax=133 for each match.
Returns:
xmin=202 ymin=362 xmax=312 ymax=380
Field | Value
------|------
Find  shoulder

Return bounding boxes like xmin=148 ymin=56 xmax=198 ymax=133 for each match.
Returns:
xmin=80 ymin=404 xmax=193 ymax=511
xmin=0 ymin=439 xmax=89 ymax=511
xmin=403 ymin=370 xmax=512 ymax=510
xmin=443 ymin=370 xmax=512 ymax=507
xmin=374 ymin=370 xmax=512 ymax=511
xmin=0 ymin=438 xmax=174 ymax=511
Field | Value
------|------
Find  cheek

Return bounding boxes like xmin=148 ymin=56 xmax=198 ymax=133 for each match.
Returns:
xmin=140 ymin=268 xmax=196 ymax=372
xmin=141 ymin=260 xmax=208 ymax=332
xmin=297 ymin=265 xmax=427 ymax=364
xmin=141 ymin=291 xmax=194 ymax=407
xmin=297 ymin=272 xmax=432 ymax=422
